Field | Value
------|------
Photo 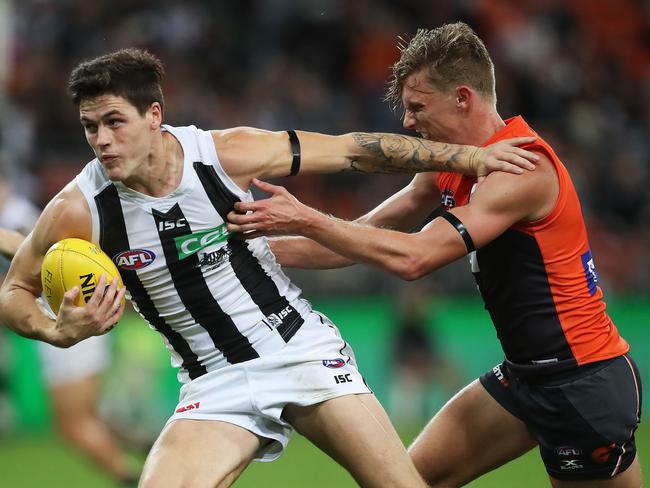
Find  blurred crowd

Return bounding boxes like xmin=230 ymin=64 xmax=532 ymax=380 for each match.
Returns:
xmin=1 ymin=0 xmax=649 ymax=294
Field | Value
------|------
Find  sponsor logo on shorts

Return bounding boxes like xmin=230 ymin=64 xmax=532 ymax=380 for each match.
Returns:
xmin=581 ymin=249 xmax=599 ymax=296
xmin=560 ymin=459 xmax=583 ymax=470
xmin=175 ymin=401 xmax=200 ymax=414
xmin=322 ymin=358 xmax=346 ymax=368
xmin=591 ymin=443 xmax=616 ymax=464
xmin=174 ymin=224 xmax=230 ymax=260
xmin=556 ymin=446 xmax=583 ymax=457
xmin=492 ymin=364 xmax=509 ymax=387
xmin=114 ymin=249 xmax=156 ymax=270
xmin=440 ymin=188 xmax=456 ymax=209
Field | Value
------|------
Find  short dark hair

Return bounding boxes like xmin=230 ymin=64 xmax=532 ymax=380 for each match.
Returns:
xmin=386 ymin=22 xmax=496 ymax=112
xmin=68 ymin=48 xmax=165 ymax=115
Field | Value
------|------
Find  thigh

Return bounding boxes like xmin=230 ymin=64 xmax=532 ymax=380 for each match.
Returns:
xmin=283 ymin=393 xmax=427 ymax=488
xmin=139 ymin=419 xmax=266 ymax=488
xmin=408 ymin=379 xmax=537 ymax=487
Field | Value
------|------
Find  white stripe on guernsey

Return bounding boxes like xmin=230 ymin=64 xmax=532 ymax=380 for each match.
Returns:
xmin=245 ymin=236 xmax=309 ymax=314
xmin=188 ymin=180 xmax=268 ymax=332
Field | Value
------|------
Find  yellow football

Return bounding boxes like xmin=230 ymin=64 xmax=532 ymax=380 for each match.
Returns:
xmin=41 ymin=238 xmax=124 ymax=315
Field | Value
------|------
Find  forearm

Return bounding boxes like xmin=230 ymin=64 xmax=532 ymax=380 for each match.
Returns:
xmin=347 ymin=132 xmax=482 ymax=175
xmin=0 ymin=229 xmax=26 ymax=258
xmin=302 ymin=212 xmax=427 ymax=280
xmin=269 ymin=236 xmax=354 ymax=269
xmin=0 ymin=284 xmax=64 ymax=346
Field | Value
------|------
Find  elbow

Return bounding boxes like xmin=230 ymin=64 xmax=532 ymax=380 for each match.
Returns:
xmin=50 ymin=337 xmax=76 ymax=348
xmin=393 ymin=256 xmax=431 ymax=281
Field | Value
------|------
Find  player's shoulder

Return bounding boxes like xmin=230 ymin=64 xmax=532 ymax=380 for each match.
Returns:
xmin=37 ymin=182 xmax=92 ymax=246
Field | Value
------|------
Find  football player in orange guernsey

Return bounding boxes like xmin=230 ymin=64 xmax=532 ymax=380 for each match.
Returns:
xmin=0 ymin=47 xmax=538 ymax=488
xmin=227 ymin=23 xmax=643 ymax=488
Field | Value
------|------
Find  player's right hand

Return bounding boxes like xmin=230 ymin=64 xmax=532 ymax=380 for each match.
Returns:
xmin=54 ymin=273 xmax=126 ymax=346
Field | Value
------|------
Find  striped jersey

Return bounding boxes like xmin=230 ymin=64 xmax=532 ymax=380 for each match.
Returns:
xmin=436 ymin=116 xmax=629 ymax=377
xmin=76 ymin=124 xmax=311 ymax=383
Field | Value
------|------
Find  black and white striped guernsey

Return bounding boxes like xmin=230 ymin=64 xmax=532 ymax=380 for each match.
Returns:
xmin=75 ymin=125 xmax=311 ymax=383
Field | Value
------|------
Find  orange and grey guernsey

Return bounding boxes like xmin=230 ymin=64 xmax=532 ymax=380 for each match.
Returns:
xmin=436 ymin=116 xmax=629 ymax=377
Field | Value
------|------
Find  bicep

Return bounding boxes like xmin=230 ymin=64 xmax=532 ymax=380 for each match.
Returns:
xmin=446 ymin=159 xmax=557 ymax=249
xmin=6 ymin=184 xmax=92 ymax=295
xmin=214 ymin=129 xmax=353 ymax=190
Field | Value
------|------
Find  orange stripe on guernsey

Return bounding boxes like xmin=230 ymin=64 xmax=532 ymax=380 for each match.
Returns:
xmin=436 ymin=116 xmax=628 ymax=375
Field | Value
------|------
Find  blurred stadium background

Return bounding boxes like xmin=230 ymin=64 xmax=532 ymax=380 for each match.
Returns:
xmin=0 ymin=0 xmax=648 ymax=486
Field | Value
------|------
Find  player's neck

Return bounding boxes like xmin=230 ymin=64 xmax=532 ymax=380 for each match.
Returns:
xmin=123 ymin=131 xmax=184 ymax=197
xmin=469 ymin=107 xmax=505 ymax=146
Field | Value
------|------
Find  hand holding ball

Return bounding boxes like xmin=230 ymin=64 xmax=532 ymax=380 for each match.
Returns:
xmin=41 ymin=238 xmax=124 ymax=315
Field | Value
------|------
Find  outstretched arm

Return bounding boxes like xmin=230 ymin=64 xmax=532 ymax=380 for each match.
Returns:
xmin=269 ymin=236 xmax=353 ymax=269
xmin=228 ymin=154 xmax=558 ymax=280
xmin=269 ymin=172 xmax=441 ymax=269
xmin=214 ymin=128 xmax=538 ymax=189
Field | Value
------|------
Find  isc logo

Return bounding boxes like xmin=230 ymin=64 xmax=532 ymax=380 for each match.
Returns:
xmin=334 ymin=373 xmax=352 ymax=384
xmin=158 ymin=218 xmax=186 ymax=232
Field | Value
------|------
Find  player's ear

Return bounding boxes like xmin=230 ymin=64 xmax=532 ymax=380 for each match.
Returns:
xmin=148 ymin=102 xmax=162 ymax=130
xmin=455 ymin=86 xmax=472 ymax=110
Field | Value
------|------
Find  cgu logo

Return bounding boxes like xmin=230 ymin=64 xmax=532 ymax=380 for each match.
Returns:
xmin=175 ymin=224 xmax=230 ymax=260
xmin=113 ymin=249 xmax=156 ymax=270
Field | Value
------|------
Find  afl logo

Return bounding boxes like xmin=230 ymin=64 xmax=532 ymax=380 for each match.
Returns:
xmin=322 ymin=359 xmax=346 ymax=368
xmin=113 ymin=249 xmax=156 ymax=270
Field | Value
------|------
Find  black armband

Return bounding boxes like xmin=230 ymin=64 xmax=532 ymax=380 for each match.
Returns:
xmin=287 ymin=130 xmax=301 ymax=176
xmin=441 ymin=212 xmax=476 ymax=253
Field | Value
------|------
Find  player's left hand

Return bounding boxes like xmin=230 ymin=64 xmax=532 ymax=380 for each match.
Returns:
xmin=227 ymin=179 xmax=314 ymax=239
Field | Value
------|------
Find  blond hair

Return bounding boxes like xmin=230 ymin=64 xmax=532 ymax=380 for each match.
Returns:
xmin=386 ymin=22 xmax=496 ymax=111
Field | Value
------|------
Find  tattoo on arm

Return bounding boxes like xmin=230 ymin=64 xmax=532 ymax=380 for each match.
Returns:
xmin=350 ymin=132 xmax=470 ymax=174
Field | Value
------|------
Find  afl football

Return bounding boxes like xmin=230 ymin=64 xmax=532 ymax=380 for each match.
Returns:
xmin=41 ymin=238 xmax=124 ymax=314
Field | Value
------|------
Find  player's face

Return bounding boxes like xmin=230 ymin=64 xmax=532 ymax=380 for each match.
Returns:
xmin=401 ymin=70 xmax=466 ymax=144
xmin=79 ymin=95 xmax=156 ymax=181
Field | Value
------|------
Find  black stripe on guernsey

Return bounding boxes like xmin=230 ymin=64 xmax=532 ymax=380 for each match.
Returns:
xmin=152 ymin=203 xmax=259 ymax=363
xmin=474 ymin=228 xmax=576 ymax=372
xmin=193 ymin=162 xmax=304 ymax=342
xmin=94 ymin=185 xmax=207 ymax=379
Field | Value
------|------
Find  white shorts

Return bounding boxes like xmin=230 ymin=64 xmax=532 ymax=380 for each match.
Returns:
xmin=38 ymin=335 xmax=109 ymax=387
xmin=166 ymin=311 xmax=372 ymax=462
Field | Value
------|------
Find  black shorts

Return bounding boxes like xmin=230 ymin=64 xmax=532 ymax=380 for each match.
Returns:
xmin=480 ymin=354 xmax=642 ymax=481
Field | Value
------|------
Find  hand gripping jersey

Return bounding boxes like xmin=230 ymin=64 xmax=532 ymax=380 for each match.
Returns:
xmin=437 ymin=116 xmax=629 ymax=377
xmin=76 ymin=125 xmax=312 ymax=383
